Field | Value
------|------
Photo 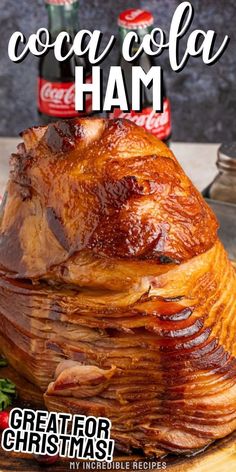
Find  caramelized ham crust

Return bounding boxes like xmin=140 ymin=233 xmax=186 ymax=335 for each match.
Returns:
xmin=0 ymin=118 xmax=235 ymax=457
xmin=0 ymin=118 xmax=217 ymax=277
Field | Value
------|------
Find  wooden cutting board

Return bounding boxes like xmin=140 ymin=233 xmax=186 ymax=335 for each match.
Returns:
xmin=0 ymin=365 xmax=235 ymax=472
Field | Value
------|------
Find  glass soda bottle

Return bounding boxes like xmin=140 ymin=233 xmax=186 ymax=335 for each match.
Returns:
xmin=110 ymin=8 xmax=172 ymax=144
xmin=38 ymin=0 xmax=92 ymax=124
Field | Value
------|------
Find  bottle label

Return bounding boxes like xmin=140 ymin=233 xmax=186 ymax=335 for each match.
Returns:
xmin=110 ymin=98 xmax=171 ymax=140
xmin=37 ymin=77 xmax=92 ymax=117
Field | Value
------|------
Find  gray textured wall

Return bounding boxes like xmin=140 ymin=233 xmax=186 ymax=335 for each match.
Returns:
xmin=0 ymin=0 xmax=235 ymax=141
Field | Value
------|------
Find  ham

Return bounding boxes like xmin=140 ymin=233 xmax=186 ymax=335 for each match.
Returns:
xmin=0 ymin=118 xmax=235 ymax=457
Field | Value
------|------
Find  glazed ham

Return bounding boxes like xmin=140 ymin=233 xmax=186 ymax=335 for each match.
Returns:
xmin=0 ymin=118 xmax=236 ymax=456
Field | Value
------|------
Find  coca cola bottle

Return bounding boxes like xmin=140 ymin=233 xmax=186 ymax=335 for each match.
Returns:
xmin=38 ymin=0 xmax=92 ymax=124
xmin=110 ymin=9 xmax=172 ymax=144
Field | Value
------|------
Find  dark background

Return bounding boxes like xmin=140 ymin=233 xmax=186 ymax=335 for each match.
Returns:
xmin=0 ymin=0 xmax=235 ymax=141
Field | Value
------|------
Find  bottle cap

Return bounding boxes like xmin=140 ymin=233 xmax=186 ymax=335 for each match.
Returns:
xmin=118 ymin=9 xmax=154 ymax=29
xmin=45 ymin=0 xmax=77 ymax=5
xmin=217 ymin=142 xmax=236 ymax=172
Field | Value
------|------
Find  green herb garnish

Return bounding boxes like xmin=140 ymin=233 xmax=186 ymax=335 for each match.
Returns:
xmin=0 ymin=378 xmax=17 ymax=411
xmin=0 ymin=356 xmax=8 ymax=367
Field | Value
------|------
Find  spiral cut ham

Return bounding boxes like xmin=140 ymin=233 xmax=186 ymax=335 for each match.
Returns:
xmin=0 ymin=117 xmax=236 ymax=457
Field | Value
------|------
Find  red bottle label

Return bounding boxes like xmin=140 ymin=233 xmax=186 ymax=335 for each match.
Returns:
xmin=110 ymin=98 xmax=171 ymax=140
xmin=37 ymin=77 xmax=92 ymax=118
